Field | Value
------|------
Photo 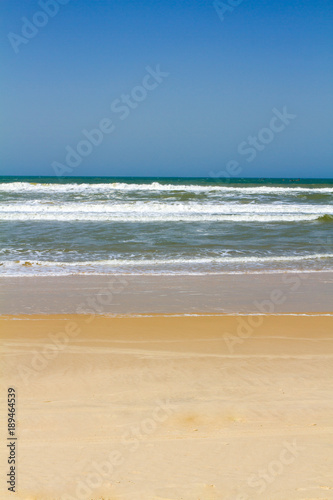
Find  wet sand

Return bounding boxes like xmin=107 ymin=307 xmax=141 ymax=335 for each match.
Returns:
xmin=1 ymin=272 xmax=333 ymax=314
xmin=1 ymin=314 xmax=333 ymax=499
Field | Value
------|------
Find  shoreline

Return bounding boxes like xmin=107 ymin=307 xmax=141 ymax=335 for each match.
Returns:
xmin=1 ymin=312 xmax=333 ymax=318
xmin=3 ymin=271 xmax=332 ymax=277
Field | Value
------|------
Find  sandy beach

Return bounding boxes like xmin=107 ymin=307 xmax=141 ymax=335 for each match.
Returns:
xmin=1 ymin=314 xmax=333 ymax=499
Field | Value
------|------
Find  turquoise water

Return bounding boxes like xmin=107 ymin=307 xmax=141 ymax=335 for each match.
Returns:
xmin=1 ymin=176 xmax=332 ymax=276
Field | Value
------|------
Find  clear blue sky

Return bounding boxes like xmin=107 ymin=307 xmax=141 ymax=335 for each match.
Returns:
xmin=1 ymin=0 xmax=332 ymax=178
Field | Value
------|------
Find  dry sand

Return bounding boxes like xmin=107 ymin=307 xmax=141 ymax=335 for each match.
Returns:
xmin=1 ymin=314 xmax=333 ymax=499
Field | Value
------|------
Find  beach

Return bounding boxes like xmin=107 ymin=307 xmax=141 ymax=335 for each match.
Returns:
xmin=1 ymin=177 xmax=333 ymax=499
xmin=1 ymin=313 xmax=333 ymax=499
xmin=2 ymin=0 xmax=332 ymax=493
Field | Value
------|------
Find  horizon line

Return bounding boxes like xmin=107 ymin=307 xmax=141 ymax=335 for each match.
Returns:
xmin=1 ymin=175 xmax=332 ymax=181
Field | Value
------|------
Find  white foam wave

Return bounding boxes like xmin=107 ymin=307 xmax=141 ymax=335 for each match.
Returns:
xmin=0 ymin=202 xmax=331 ymax=222
xmin=0 ymin=214 xmax=326 ymax=222
xmin=2 ymin=254 xmax=333 ymax=267
xmin=1 ymin=253 xmax=333 ymax=276
xmin=1 ymin=202 xmax=331 ymax=214
xmin=1 ymin=181 xmax=332 ymax=195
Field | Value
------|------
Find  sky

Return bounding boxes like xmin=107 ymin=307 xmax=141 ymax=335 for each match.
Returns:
xmin=1 ymin=0 xmax=332 ymax=178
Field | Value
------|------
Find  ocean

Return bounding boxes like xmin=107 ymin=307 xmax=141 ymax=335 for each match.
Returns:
xmin=1 ymin=176 xmax=332 ymax=277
